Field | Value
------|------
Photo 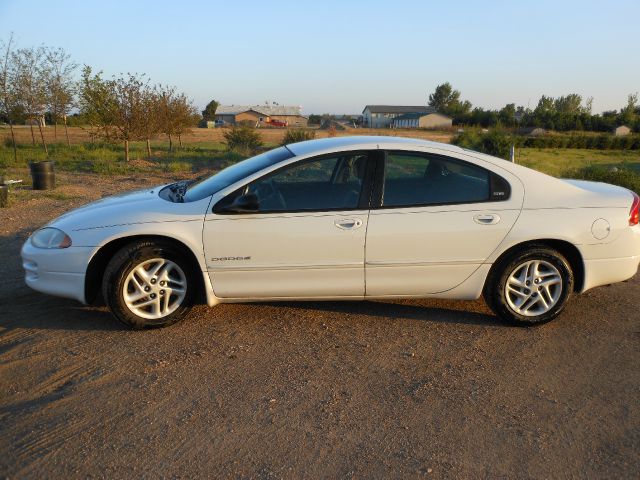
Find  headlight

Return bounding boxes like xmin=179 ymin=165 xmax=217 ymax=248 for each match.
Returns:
xmin=30 ymin=228 xmax=72 ymax=249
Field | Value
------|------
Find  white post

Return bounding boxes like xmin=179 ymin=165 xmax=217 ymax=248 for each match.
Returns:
xmin=510 ymin=144 xmax=515 ymax=163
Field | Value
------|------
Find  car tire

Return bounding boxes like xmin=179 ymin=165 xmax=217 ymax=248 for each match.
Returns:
xmin=102 ymin=240 xmax=195 ymax=329
xmin=484 ymin=246 xmax=574 ymax=326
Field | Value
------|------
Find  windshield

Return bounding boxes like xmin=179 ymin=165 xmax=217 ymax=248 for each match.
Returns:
xmin=182 ymin=146 xmax=295 ymax=202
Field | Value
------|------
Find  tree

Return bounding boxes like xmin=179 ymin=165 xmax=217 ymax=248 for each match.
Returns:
xmin=554 ymin=94 xmax=583 ymax=114
xmin=428 ymin=82 xmax=472 ymax=116
xmin=157 ymin=85 xmax=197 ymax=151
xmin=202 ymin=99 xmax=219 ymax=121
xmin=0 ymin=34 xmax=18 ymax=162
xmin=44 ymin=47 xmax=77 ymax=146
xmin=172 ymin=92 xmax=198 ymax=148
xmin=79 ymin=67 xmax=148 ymax=162
xmin=12 ymin=46 xmax=49 ymax=155
xmin=620 ymin=92 xmax=638 ymax=126
xmin=498 ymin=103 xmax=516 ymax=127
xmin=139 ymin=84 xmax=160 ymax=158
xmin=534 ymin=95 xmax=556 ymax=115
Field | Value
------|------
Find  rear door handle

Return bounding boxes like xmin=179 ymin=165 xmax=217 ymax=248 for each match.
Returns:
xmin=473 ymin=214 xmax=501 ymax=225
xmin=335 ymin=218 xmax=363 ymax=230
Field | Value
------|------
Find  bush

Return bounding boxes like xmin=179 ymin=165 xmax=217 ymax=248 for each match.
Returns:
xmin=563 ymin=165 xmax=640 ymax=193
xmin=452 ymin=128 xmax=517 ymax=160
xmin=223 ymin=125 xmax=263 ymax=155
xmin=281 ymin=128 xmax=315 ymax=145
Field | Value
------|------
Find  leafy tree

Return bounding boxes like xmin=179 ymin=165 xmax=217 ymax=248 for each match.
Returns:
xmin=428 ymin=82 xmax=472 ymax=116
xmin=554 ymin=94 xmax=583 ymax=114
xmin=498 ymin=103 xmax=516 ymax=127
xmin=620 ymin=92 xmax=638 ymax=126
xmin=158 ymin=85 xmax=198 ymax=151
xmin=202 ymin=99 xmax=219 ymax=121
xmin=534 ymin=95 xmax=556 ymax=115
xmin=0 ymin=34 xmax=18 ymax=162
xmin=44 ymin=47 xmax=77 ymax=145
xmin=79 ymin=67 xmax=149 ymax=162
xmin=140 ymin=84 xmax=160 ymax=158
xmin=12 ymin=46 xmax=49 ymax=154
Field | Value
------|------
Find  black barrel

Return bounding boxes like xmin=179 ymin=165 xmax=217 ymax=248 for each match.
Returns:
xmin=29 ymin=160 xmax=55 ymax=190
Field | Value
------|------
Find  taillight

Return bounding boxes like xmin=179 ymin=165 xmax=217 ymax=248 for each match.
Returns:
xmin=630 ymin=191 xmax=640 ymax=226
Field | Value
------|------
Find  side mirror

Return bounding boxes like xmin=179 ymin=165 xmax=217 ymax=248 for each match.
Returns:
xmin=215 ymin=193 xmax=259 ymax=214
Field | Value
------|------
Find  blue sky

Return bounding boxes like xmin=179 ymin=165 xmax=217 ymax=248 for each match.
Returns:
xmin=1 ymin=0 xmax=638 ymax=114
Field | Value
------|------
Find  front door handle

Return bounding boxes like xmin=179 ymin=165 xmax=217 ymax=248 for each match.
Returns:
xmin=335 ymin=218 xmax=363 ymax=230
xmin=473 ymin=214 xmax=501 ymax=225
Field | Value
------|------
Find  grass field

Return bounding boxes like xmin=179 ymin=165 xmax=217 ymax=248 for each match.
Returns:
xmin=516 ymin=148 xmax=640 ymax=176
xmin=2 ymin=125 xmax=639 ymax=191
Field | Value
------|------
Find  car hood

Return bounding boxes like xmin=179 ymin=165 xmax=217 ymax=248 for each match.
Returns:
xmin=48 ymin=185 xmax=209 ymax=232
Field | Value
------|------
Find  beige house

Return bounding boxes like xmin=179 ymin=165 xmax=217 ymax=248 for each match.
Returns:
xmin=613 ymin=125 xmax=631 ymax=136
xmin=362 ymin=105 xmax=441 ymax=128
xmin=215 ymin=105 xmax=308 ymax=127
xmin=391 ymin=112 xmax=453 ymax=130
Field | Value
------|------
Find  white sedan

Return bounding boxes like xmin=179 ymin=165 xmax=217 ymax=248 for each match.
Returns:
xmin=21 ymin=136 xmax=640 ymax=328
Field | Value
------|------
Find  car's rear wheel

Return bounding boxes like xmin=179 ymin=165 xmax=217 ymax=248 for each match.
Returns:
xmin=484 ymin=246 xmax=574 ymax=325
xmin=102 ymin=240 xmax=195 ymax=329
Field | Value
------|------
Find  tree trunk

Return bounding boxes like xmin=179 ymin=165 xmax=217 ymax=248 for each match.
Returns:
xmin=146 ymin=138 xmax=151 ymax=158
xmin=37 ymin=117 xmax=48 ymax=157
xmin=124 ymin=140 xmax=130 ymax=162
xmin=178 ymin=134 xmax=182 ymax=148
xmin=8 ymin=120 xmax=17 ymax=163
xmin=63 ymin=115 xmax=70 ymax=147
xmin=54 ymin=120 xmax=58 ymax=140
xmin=168 ymin=134 xmax=172 ymax=152
xmin=30 ymin=122 xmax=36 ymax=145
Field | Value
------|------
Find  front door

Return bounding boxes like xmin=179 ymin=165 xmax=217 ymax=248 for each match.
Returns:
xmin=203 ymin=151 xmax=373 ymax=298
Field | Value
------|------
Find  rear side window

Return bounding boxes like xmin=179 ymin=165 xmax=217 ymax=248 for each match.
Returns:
xmin=382 ymin=152 xmax=491 ymax=207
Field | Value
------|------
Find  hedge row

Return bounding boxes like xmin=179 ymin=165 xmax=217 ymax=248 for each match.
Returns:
xmin=521 ymin=134 xmax=640 ymax=150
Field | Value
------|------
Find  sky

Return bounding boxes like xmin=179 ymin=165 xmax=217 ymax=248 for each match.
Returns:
xmin=1 ymin=0 xmax=638 ymax=115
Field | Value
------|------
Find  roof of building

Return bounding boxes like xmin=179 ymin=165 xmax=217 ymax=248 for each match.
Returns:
xmin=216 ymin=105 xmax=305 ymax=117
xmin=363 ymin=105 xmax=437 ymax=114
xmin=392 ymin=112 xmax=450 ymax=121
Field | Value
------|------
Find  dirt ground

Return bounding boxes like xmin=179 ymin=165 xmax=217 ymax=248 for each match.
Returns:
xmin=0 ymin=172 xmax=638 ymax=479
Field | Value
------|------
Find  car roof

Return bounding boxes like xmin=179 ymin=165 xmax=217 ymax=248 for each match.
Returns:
xmin=286 ymin=135 xmax=462 ymax=156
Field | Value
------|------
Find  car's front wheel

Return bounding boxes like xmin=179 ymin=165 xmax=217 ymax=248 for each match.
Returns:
xmin=484 ymin=246 xmax=574 ymax=325
xmin=102 ymin=240 xmax=195 ymax=329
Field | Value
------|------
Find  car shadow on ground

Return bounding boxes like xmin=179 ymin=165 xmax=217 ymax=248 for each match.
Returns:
xmin=0 ymin=294 xmax=125 ymax=332
xmin=258 ymin=299 xmax=507 ymax=327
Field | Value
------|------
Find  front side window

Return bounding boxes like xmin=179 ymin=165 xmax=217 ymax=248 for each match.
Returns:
xmin=382 ymin=152 xmax=491 ymax=207
xmin=184 ymin=146 xmax=294 ymax=202
xmin=220 ymin=153 xmax=369 ymax=213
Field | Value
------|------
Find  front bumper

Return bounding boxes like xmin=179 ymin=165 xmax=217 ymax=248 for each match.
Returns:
xmin=21 ymin=240 xmax=97 ymax=304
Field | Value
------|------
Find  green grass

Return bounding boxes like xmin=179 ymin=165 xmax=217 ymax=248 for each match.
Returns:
xmin=3 ymin=141 xmax=640 ymax=193
xmin=0 ymin=140 xmax=247 ymax=176
xmin=517 ymin=148 xmax=640 ymax=177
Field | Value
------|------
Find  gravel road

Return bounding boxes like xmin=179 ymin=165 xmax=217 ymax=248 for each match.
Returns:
xmin=1 ymin=173 xmax=638 ymax=479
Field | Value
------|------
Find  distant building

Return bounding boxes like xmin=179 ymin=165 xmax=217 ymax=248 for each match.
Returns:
xmin=391 ymin=112 xmax=452 ymax=130
xmin=613 ymin=125 xmax=631 ymax=136
xmin=518 ymin=127 xmax=546 ymax=137
xmin=214 ymin=105 xmax=308 ymax=127
xmin=362 ymin=105 xmax=438 ymax=128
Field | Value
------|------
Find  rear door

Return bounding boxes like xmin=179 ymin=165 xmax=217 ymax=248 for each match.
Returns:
xmin=365 ymin=150 xmax=523 ymax=296
xmin=203 ymin=151 xmax=375 ymax=298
